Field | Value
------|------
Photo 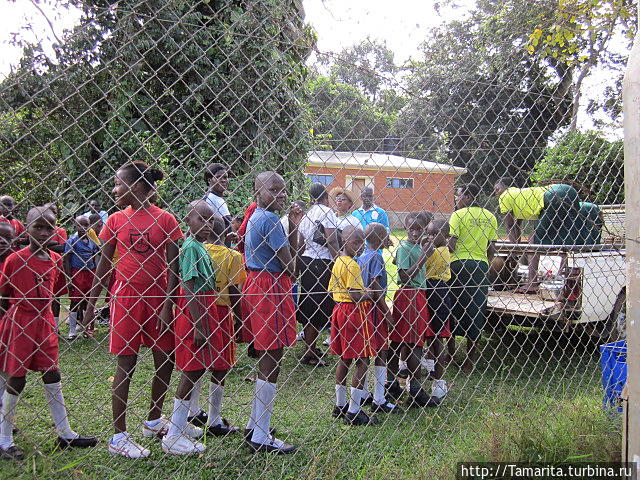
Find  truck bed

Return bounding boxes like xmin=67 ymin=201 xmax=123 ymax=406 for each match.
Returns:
xmin=487 ymin=291 xmax=559 ymax=318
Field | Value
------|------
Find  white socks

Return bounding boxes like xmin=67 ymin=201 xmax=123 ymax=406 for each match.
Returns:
xmin=246 ymin=394 xmax=257 ymax=431
xmin=43 ymin=382 xmax=77 ymax=440
xmin=207 ymin=383 xmax=223 ymax=427
xmin=373 ymin=366 xmax=387 ymax=405
xmin=68 ymin=312 xmax=78 ymax=336
xmin=432 ymin=379 xmax=448 ymax=399
xmin=0 ymin=373 xmax=6 ymax=409
xmin=348 ymin=387 xmax=361 ymax=414
xmin=0 ymin=392 xmax=18 ymax=449
xmin=250 ymin=379 xmax=276 ymax=444
xmin=335 ymin=384 xmax=346 ymax=407
xmin=361 ymin=372 xmax=371 ymax=400
xmin=54 ymin=317 xmax=59 ymax=328
xmin=167 ymin=398 xmax=190 ymax=438
xmin=189 ymin=377 xmax=203 ymax=417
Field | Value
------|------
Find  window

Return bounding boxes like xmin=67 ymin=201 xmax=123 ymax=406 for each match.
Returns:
xmin=386 ymin=177 xmax=414 ymax=189
xmin=307 ymin=174 xmax=334 ymax=185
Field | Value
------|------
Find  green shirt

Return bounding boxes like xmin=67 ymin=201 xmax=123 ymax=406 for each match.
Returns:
xmin=498 ymin=186 xmax=549 ymax=220
xmin=449 ymin=207 xmax=498 ymax=264
xmin=180 ymin=237 xmax=217 ymax=293
xmin=395 ymin=240 xmax=427 ymax=289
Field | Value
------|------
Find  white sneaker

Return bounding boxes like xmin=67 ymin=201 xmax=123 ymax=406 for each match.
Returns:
xmin=108 ymin=433 xmax=151 ymax=459
xmin=184 ymin=424 xmax=203 ymax=439
xmin=323 ymin=337 xmax=331 ymax=346
xmin=142 ymin=416 xmax=170 ymax=438
xmin=161 ymin=434 xmax=206 ymax=455
xmin=399 ymin=360 xmax=407 ymax=371
xmin=432 ymin=380 xmax=448 ymax=399
xmin=295 ymin=331 xmax=305 ymax=341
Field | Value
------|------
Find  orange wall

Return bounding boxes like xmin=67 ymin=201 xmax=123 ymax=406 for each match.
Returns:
xmin=305 ymin=166 xmax=457 ymax=213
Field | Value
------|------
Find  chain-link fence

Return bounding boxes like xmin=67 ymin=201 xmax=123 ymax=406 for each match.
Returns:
xmin=0 ymin=0 xmax=634 ymax=478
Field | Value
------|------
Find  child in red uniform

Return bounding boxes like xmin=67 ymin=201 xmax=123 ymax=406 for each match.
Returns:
xmin=0 ymin=206 xmax=97 ymax=460
xmin=0 ymin=222 xmax=14 ymax=414
xmin=83 ymin=162 xmax=183 ymax=459
xmin=64 ymin=215 xmax=100 ymax=339
xmin=0 ymin=196 xmax=25 ymax=247
xmin=389 ymin=211 xmax=438 ymax=408
xmin=183 ymin=215 xmax=247 ymax=431
xmin=329 ymin=226 xmax=378 ymax=425
xmin=163 ymin=201 xmax=221 ymax=455
xmin=243 ymin=172 xmax=301 ymax=454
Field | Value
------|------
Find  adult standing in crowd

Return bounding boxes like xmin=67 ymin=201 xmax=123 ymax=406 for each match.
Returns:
xmin=297 ymin=183 xmax=340 ymax=366
xmin=84 ymin=199 xmax=109 ymax=224
xmin=448 ymin=183 xmax=497 ymax=374
xmin=204 ymin=163 xmax=235 ymax=246
xmin=352 ymin=186 xmax=393 ymax=248
xmin=493 ymin=177 xmax=591 ymax=292
xmin=331 ymin=187 xmax=362 ymax=232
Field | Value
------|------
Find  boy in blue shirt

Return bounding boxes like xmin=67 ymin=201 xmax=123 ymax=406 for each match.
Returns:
xmin=243 ymin=172 xmax=302 ymax=454
xmin=63 ymin=215 xmax=100 ymax=339
xmin=357 ymin=223 xmax=403 ymax=414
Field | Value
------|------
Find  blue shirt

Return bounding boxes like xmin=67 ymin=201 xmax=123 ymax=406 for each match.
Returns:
xmin=83 ymin=210 xmax=109 ymax=224
xmin=245 ymin=208 xmax=289 ymax=273
xmin=352 ymin=205 xmax=390 ymax=231
xmin=357 ymin=248 xmax=387 ymax=291
xmin=64 ymin=233 xmax=100 ymax=270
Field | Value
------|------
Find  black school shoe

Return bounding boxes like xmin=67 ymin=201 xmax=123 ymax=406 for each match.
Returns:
xmin=344 ymin=410 xmax=378 ymax=426
xmin=55 ymin=435 xmax=99 ymax=449
xmin=332 ymin=405 xmax=348 ymax=419
xmin=0 ymin=445 xmax=24 ymax=460
xmin=407 ymin=386 xmax=441 ymax=409
xmin=247 ymin=437 xmax=296 ymax=455
xmin=360 ymin=395 xmax=373 ymax=406
xmin=397 ymin=368 xmax=410 ymax=379
xmin=188 ymin=410 xmax=208 ymax=428
xmin=385 ymin=380 xmax=403 ymax=402
xmin=243 ymin=427 xmax=277 ymax=442
xmin=371 ymin=401 xmax=404 ymax=414
xmin=207 ymin=419 xmax=240 ymax=437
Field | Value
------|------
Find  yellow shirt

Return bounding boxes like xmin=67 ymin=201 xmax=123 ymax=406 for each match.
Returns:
xmin=498 ymin=186 xmax=549 ymax=220
xmin=204 ymin=243 xmax=247 ymax=306
xmin=425 ymin=246 xmax=451 ymax=282
xmin=449 ymin=207 xmax=498 ymax=264
xmin=89 ymin=227 xmax=120 ymax=264
xmin=329 ymin=256 xmax=365 ymax=303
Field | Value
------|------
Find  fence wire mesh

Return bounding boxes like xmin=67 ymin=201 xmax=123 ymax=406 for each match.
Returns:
xmin=0 ymin=0 xmax=634 ymax=478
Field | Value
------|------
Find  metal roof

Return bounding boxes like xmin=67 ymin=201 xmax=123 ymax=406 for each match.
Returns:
xmin=308 ymin=151 xmax=467 ymax=175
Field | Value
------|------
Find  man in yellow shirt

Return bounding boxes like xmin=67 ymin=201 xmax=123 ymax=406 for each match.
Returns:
xmin=448 ymin=184 xmax=497 ymax=374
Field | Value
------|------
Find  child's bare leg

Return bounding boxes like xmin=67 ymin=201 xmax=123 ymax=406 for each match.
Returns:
xmin=352 ymin=358 xmax=370 ymax=389
xmin=431 ymin=338 xmax=444 ymax=380
xmin=113 ymin=355 xmax=137 ymax=433
xmin=462 ymin=338 xmax=479 ymax=374
xmin=407 ymin=345 xmax=423 ymax=383
xmin=336 ymin=358 xmax=352 ymax=386
xmin=447 ymin=337 xmax=456 ymax=361
xmin=387 ymin=341 xmax=401 ymax=379
xmin=149 ymin=350 xmax=174 ymax=421
xmin=175 ymin=370 xmax=204 ymax=400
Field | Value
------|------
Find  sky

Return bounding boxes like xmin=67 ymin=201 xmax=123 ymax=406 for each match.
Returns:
xmin=0 ymin=0 xmax=629 ymax=134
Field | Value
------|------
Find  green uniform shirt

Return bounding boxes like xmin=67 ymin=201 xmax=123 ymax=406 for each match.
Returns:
xmin=395 ymin=240 xmax=427 ymax=289
xmin=498 ymin=186 xmax=549 ymax=220
xmin=180 ymin=237 xmax=217 ymax=293
xmin=449 ymin=207 xmax=498 ymax=264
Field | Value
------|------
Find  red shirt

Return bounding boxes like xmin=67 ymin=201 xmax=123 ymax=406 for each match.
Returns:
xmin=0 ymin=217 xmax=25 ymax=236
xmin=99 ymin=205 xmax=183 ymax=289
xmin=0 ymin=247 xmax=64 ymax=313
xmin=52 ymin=227 xmax=67 ymax=244
xmin=237 ymin=202 xmax=257 ymax=255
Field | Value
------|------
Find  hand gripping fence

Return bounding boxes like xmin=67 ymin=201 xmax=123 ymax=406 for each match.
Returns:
xmin=0 ymin=0 xmax=633 ymax=478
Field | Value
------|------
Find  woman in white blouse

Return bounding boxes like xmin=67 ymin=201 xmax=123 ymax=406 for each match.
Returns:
xmin=330 ymin=187 xmax=362 ymax=231
xmin=297 ymin=183 xmax=340 ymax=366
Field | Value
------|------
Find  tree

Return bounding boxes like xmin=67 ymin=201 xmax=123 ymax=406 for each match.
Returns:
xmin=531 ymin=130 xmax=623 ymax=204
xmin=0 ymin=0 xmax=315 ymax=218
xmin=305 ymin=74 xmax=395 ymax=152
xmin=399 ymin=0 xmax=574 ymax=188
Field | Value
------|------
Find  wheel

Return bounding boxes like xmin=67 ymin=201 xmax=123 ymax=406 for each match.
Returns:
xmin=595 ymin=290 xmax=626 ymax=343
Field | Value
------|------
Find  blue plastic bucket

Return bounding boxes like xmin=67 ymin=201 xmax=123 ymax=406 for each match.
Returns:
xmin=599 ymin=340 xmax=626 ymax=412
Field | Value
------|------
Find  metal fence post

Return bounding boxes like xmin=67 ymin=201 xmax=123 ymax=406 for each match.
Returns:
xmin=623 ymin=3 xmax=640 ymax=463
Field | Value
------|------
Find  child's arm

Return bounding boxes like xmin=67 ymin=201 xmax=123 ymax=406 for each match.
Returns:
xmin=487 ymin=241 xmax=496 ymax=264
xmin=183 ymin=278 xmax=208 ymax=348
xmin=398 ymin=242 xmax=434 ymax=284
xmin=47 ymin=242 xmax=65 ymax=254
xmin=82 ymin=241 xmax=116 ymax=327
xmin=348 ymin=288 xmax=375 ymax=303
xmin=277 ymin=205 xmax=303 ymax=278
xmin=63 ymin=248 xmax=72 ymax=280
xmin=368 ymin=276 xmax=390 ymax=313
xmin=159 ymin=240 xmax=180 ymax=330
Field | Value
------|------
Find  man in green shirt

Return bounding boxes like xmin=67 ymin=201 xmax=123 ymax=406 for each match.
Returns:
xmin=448 ymin=183 xmax=497 ymax=374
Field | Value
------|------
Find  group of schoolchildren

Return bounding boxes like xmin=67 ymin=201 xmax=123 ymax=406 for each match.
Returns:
xmin=0 ymin=160 xmax=498 ymax=460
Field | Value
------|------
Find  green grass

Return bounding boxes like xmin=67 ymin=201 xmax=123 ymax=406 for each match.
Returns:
xmin=0 ymin=314 xmax=620 ymax=480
